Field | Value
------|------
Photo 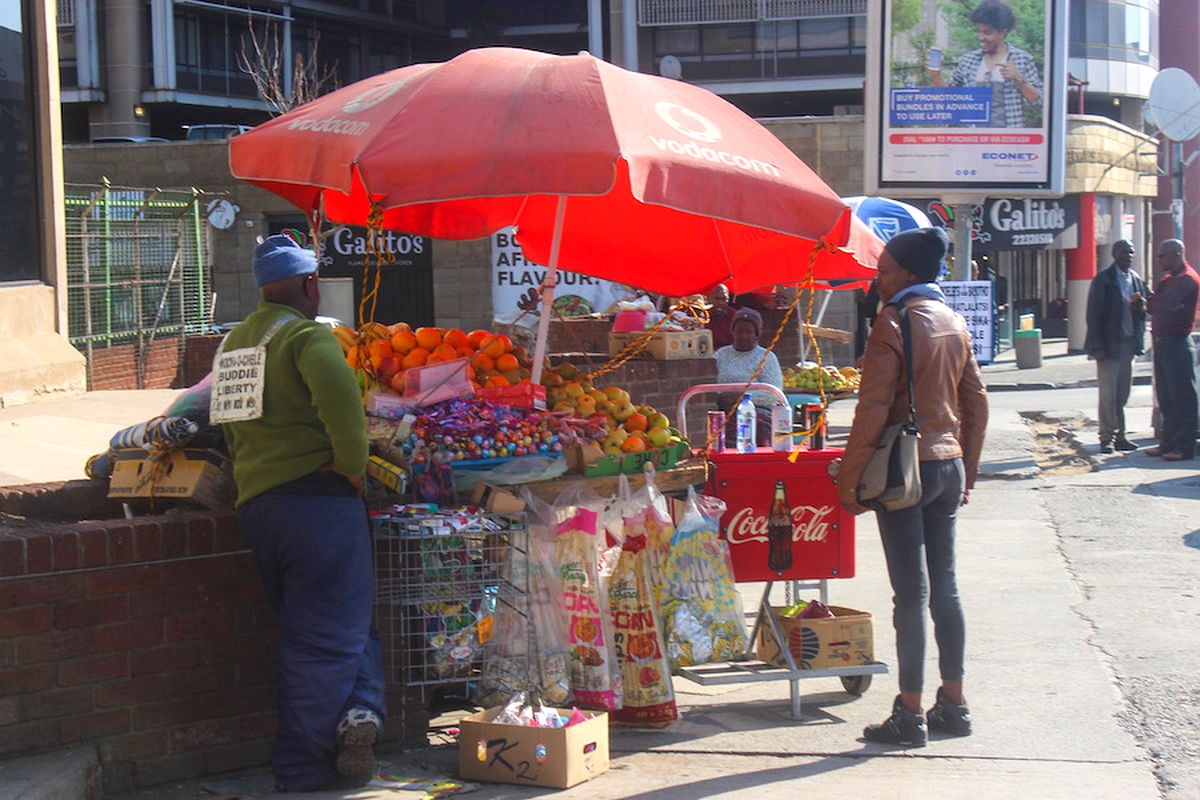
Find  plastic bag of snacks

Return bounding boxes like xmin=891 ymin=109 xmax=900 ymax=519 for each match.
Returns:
xmin=660 ymin=486 xmax=746 ymax=668
xmin=605 ymin=475 xmax=677 ymax=727
xmin=551 ymin=481 xmax=623 ymax=710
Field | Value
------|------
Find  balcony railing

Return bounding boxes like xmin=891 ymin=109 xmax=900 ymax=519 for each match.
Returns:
xmin=638 ymin=0 xmax=865 ymax=25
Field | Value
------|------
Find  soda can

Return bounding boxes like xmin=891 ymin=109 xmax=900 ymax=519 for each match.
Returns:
xmin=807 ymin=405 xmax=825 ymax=450
xmin=707 ymin=411 xmax=726 ymax=452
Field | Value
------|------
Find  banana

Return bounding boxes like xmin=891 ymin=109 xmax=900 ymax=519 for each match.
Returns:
xmin=332 ymin=324 xmax=356 ymax=353
xmin=358 ymin=321 xmax=390 ymax=341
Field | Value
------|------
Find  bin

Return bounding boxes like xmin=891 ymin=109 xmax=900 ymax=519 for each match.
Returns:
xmin=1013 ymin=328 xmax=1042 ymax=369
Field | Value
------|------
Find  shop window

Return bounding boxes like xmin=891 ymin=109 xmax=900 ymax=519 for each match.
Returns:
xmin=0 ymin=0 xmax=40 ymax=282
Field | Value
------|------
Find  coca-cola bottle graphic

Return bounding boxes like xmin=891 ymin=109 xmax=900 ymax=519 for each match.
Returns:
xmin=767 ymin=480 xmax=793 ymax=573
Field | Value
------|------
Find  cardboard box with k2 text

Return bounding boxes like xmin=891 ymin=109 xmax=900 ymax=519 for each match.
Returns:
xmin=458 ymin=706 xmax=609 ymax=789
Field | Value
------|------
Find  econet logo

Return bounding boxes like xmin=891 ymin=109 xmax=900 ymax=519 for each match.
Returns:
xmin=982 ymin=152 xmax=1038 ymax=161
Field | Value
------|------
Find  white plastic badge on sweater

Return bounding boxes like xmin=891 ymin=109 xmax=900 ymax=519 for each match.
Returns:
xmin=209 ymin=316 xmax=292 ymax=424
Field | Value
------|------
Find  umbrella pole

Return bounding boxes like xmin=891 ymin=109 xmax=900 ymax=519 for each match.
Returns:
xmin=530 ymin=195 xmax=567 ymax=387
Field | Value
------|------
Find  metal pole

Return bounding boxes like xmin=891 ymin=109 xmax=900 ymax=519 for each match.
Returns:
xmin=952 ymin=203 xmax=974 ymax=280
xmin=1173 ymin=141 xmax=1185 ymax=240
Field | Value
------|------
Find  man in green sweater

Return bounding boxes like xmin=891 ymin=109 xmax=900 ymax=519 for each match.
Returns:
xmin=218 ymin=234 xmax=383 ymax=792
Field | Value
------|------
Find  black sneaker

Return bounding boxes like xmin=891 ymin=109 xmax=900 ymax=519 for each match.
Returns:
xmin=1114 ymin=439 xmax=1138 ymax=452
xmin=926 ymin=687 xmax=972 ymax=736
xmin=1099 ymin=442 xmax=1114 ymax=454
xmin=863 ymin=695 xmax=927 ymax=747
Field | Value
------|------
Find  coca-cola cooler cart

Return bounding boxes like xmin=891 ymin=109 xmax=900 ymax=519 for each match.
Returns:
xmin=674 ymin=383 xmax=888 ymax=718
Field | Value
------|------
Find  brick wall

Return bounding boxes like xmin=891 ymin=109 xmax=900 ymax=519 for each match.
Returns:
xmin=0 ymin=486 xmax=428 ymax=793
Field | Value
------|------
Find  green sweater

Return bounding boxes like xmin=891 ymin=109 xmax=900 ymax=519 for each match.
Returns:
xmin=221 ymin=302 xmax=367 ymax=507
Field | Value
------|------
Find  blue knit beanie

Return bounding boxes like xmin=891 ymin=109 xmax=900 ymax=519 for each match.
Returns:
xmin=253 ymin=235 xmax=317 ymax=287
xmin=883 ymin=227 xmax=949 ymax=283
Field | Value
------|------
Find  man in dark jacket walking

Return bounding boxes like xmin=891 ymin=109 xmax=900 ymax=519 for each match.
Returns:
xmin=1085 ymin=239 xmax=1147 ymax=453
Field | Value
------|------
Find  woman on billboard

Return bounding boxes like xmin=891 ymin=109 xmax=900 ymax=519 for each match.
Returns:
xmin=928 ymin=0 xmax=1043 ymax=128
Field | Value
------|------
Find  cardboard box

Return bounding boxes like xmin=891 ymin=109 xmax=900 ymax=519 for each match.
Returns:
xmin=470 ymin=482 xmax=526 ymax=514
xmin=564 ymin=441 xmax=688 ymax=477
xmin=366 ymin=455 xmax=408 ymax=495
xmin=608 ymin=330 xmax=713 ymax=360
xmin=755 ymin=605 xmax=874 ymax=670
xmin=458 ymin=707 xmax=609 ymax=789
xmin=107 ymin=448 xmax=233 ymax=509
xmin=477 ymin=382 xmax=547 ymax=411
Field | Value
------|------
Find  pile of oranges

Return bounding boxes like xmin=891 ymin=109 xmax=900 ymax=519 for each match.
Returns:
xmin=338 ymin=322 xmax=528 ymax=395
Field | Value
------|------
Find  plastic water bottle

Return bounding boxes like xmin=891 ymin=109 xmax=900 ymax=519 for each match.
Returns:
xmin=736 ymin=393 xmax=756 ymax=453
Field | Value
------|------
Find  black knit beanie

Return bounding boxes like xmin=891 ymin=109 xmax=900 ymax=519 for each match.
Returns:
xmin=883 ymin=227 xmax=949 ymax=283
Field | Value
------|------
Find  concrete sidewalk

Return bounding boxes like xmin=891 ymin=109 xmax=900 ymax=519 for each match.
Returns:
xmin=0 ymin=347 xmax=1165 ymax=800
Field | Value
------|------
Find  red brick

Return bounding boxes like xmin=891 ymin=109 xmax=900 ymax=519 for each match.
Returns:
xmin=55 ymin=595 xmax=128 ymax=629
xmin=0 ymin=605 xmax=52 ymax=637
xmin=212 ymin=514 xmax=243 ymax=552
xmin=165 ymin=608 xmax=236 ymax=642
xmin=14 ymin=572 xmax=87 ymax=606
xmin=108 ymin=524 xmax=135 ymax=564
xmin=166 ymin=665 xmax=236 ymax=699
xmin=0 ymin=638 xmax=13 ymax=667
xmin=232 ymin=686 xmax=275 ymax=715
xmin=129 ymin=585 xmax=200 ymax=619
xmin=52 ymin=531 xmax=80 ymax=570
xmin=15 ymin=629 xmax=92 ymax=664
xmin=95 ymin=674 xmax=168 ymax=708
xmin=132 ymin=519 xmax=163 ymax=562
xmin=236 ymin=655 xmax=277 ymax=687
xmin=0 ymin=536 xmax=23 ymax=576
xmin=60 ymin=708 xmax=131 ymax=743
xmin=161 ymin=555 xmax=231 ymax=586
xmin=58 ymin=651 xmax=129 ymax=686
xmin=130 ymin=643 xmax=200 ymax=676
xmin=236 ymin=604 xmax=277 ymax=631
xmin=0 ymin=581 xmax=13 ymax=611
xmin=80 ymin=528 xmax=108 ymax=568
xmin=94 ymin=618 xmax=164 ymax=653
xmin=24 ymin=534 xmax=52 ymax=574
xmin=169 ymin=717 xmax=244 ymax=751
xmin=186 ymin=520 xmax=216 ymax=556
xmin=160 ymin=519 xmax=186 ymax=559
xmin=0 ymin=697 xmax=16 ymax=725
xmin=97 ymin=729 xmax=168 ymax=761
xmin=129 ymin=750 xmax=205 ymax=789
xmin=203 ymin=578 xmax=264 ymax=609
xmin=0 ymin=720 xmax=58 ymax=756
xmin=202 ymin=737 xmax=273 ymax=774
xmin=0 ymin=664 xmax=55 ymax=696
xmin=89 ymin=564 xmax=161 ymax=596
xmin=134 ymin=690 xmax=238 ymax=729
xmin=20 ymin=686 xmax=93 ymax=720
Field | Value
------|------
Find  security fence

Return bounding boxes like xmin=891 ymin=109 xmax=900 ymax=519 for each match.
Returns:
xmin=64 ymin=182 xmax=217 ymax=389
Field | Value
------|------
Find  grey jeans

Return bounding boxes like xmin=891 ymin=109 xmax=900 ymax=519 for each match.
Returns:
xmin=1096 ymin=337 xmax=1137 ymax=444
xmin=875 ymin=458 xmax=966 ymax=694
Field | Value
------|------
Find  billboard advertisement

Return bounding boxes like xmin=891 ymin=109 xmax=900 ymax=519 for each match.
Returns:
xmin=865 ymin=0 xmax=1067 ymax=196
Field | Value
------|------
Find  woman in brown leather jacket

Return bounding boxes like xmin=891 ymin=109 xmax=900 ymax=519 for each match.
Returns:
xmin=835 ymin=227 xmax=989 ymax=747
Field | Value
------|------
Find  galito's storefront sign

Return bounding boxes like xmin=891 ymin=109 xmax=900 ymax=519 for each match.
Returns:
xmin=918 ymin=195 xmax=1080 ymax=251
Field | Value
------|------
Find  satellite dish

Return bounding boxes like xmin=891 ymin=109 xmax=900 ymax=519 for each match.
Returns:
xmin=659 ymin=55 xmax=682 ymax=80
xmin=1147 ymin=68 xmax=1200 ymax=142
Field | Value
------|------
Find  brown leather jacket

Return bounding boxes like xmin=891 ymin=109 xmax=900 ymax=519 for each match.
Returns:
xmin=836 ymin=298 xmax=989 ymax=507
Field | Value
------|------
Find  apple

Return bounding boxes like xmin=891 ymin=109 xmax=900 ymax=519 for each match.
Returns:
xmin=376 ymin=354 xmax=402 ymax=379
xmin=610 ymin=400 xmax=636 ymax=423
xmin=553 ymin=399 xmax=576 ymax=413
xmin=647 ymin=411 xmax=670 ymax=430
xmin=646 ymin=425 xmax=672 ymax=448
xmin=604 ymin=386 xmax=631 ymax=405
xmin=389 ymin=371 xmax=406 ymax=394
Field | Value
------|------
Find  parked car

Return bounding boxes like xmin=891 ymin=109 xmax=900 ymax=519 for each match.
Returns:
xmin=92 ymin=136 xmax=170 ymax=143
xmin=185 ymin=124 xmax=253 ymax=141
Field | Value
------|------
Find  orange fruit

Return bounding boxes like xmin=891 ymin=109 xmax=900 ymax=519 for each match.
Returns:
xmin=624 ymin=412 xmax=648 ymax=433
xmin=480 ymin=333 xmax=511 ymax=359
xmin=485 ymin=375 xmax=510 ymax=388
xmin=431 ymin=344 xmax=459 ymax=362
xmin=442 ymin=328 xmax=469 ymax=349
xmin=390 ymin=329 xmax=417 ymax=355
xmin=495 ymin=353 xmax=519 ymax=373
xmin=414 ymin=327 xmax=443 ymax=351
xmin=456 ymin=346 xmax=475 ymax=359
xmin=467 ymin=329 xmax=491 ymax=349
xmin=621 ymin=436 xmax=647 ymax=453
xmin=471 ymin=352 xmax=495 ymax=373
xmin=367 ymin=339 xmax=393 ymax=361
xmin=345 ymin=345 xmax=363 ymax=370
xmin=401 ymin=348 xmax=429 ymax=369
xmin=388 ymin=321 xmax=411 ymax=335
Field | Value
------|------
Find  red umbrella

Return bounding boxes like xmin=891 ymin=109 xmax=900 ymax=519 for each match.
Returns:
xmin=230 ymin=47 xmax=876 ymax=379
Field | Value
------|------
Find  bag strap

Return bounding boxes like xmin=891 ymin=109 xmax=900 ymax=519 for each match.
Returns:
xmin=896 ymin=303 xmax=917 ymax=427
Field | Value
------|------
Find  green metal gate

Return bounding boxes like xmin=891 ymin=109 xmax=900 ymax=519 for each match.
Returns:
xmin=64 ymin=181 xmax=216 ymax=388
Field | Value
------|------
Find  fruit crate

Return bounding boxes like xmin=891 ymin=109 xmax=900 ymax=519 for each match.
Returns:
xmin=371 ymin=510 xmax=536 ymax=707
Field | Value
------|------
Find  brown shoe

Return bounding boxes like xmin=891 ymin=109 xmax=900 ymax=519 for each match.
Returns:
xmin=1145 ymin=447 xmax=1163 ymax=457
xmin=1162 ymin=452 xmax=1192 ymax=461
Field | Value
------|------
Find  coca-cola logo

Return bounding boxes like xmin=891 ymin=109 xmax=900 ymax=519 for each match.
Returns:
xmin=726 ymin=505 xmax=834 ymax=545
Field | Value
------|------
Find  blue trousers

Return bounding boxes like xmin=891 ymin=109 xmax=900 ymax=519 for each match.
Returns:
xmin=238 ymin=492 xmax=386 ymax=791
xmin=874 ymin=458 xmax=966 ymax=694
xmin=1153 ymin=335 xmax=1197 ymax=459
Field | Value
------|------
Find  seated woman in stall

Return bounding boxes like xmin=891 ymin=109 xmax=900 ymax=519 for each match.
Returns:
xmin=713 ymin=307 xmax=785 ymax=447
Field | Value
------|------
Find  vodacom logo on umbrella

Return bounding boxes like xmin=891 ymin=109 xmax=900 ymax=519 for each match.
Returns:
xmin=650 ymin=102 xmax=781 ymax=177
xmin=285 ymin=78 xmax=408 ymax=137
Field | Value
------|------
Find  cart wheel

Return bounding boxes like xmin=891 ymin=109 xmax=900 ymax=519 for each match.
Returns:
xmin=841 ymin=674 xmax=872 ymax=696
